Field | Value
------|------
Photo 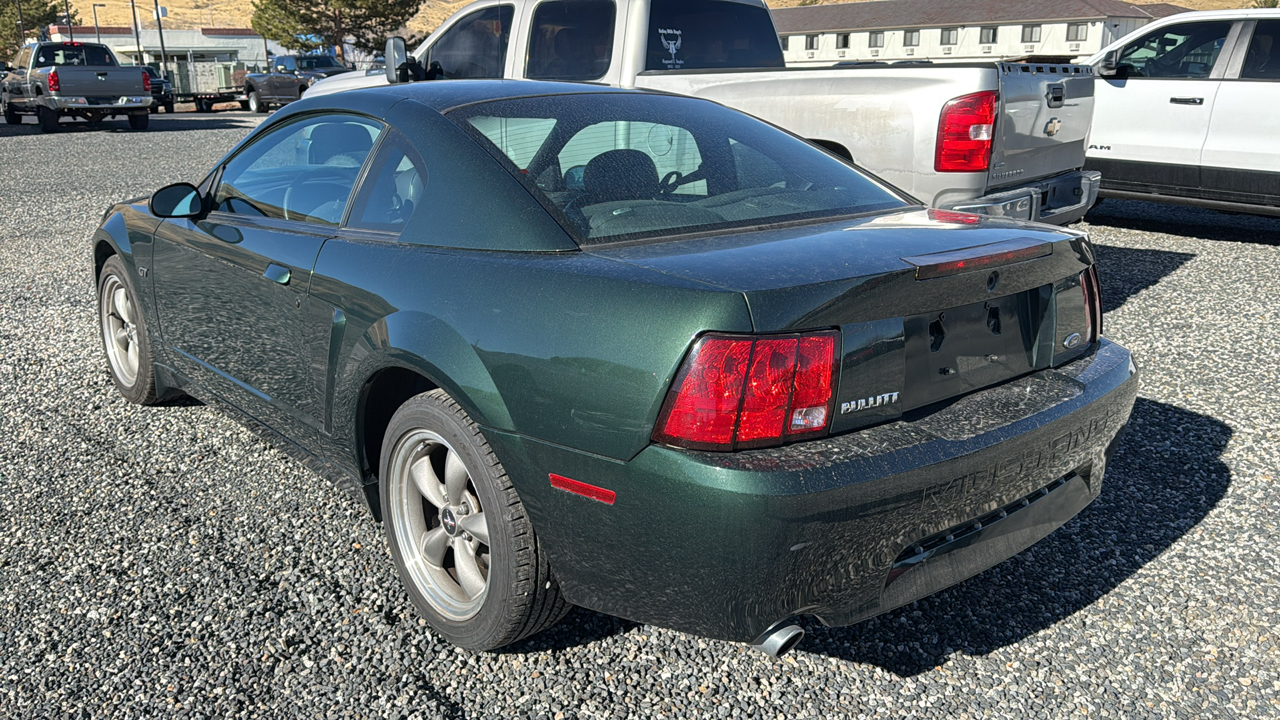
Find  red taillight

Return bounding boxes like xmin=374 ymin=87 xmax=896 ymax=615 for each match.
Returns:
xmin=935 ymin=90 xmax=998 ymax=173
xmin=653 ymin=331 xmax=838 ymax=451
xmin=48 ymin=68 xmax=60 ymax=92
xmin=142 ymin=71 xmax=151 ymax=92
xmin=1082 ymin=265 xmax=1102 ymax=343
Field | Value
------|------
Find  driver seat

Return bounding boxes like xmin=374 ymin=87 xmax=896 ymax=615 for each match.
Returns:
xmin=582 ymin=149 xmax=659 ymax=205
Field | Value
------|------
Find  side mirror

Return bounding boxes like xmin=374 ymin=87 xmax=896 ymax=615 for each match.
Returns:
xmin=386 ymin=36 xmax=409 ymax=84
xmin=149 ymin=182 xmax=204 ymax=219
xmin=1098 ymin=49 xmax=1120 ymax=77
xmin=276 ymin=65 xmax=287 ymax=73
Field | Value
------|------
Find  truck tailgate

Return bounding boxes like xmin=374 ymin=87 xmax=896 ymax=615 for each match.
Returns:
xmin=44 ymin=67 xmax=146 ymax=98
xmin=988 ymin=63 xmax=1094 ymax=191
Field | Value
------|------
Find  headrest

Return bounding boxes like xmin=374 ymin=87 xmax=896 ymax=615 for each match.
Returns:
xmin=309 ymin=123 xmax=374 ymax=165
xmin=583 ymin=149 xmax=659 ymax=203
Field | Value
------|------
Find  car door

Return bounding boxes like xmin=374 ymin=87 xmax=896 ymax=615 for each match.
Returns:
xmin=1199 ymin=18 xmax=1280 ymax=208
xmin=150 ymin=113 xmax=384 ymax=442
xmin=269 ymin=56 xmax=296 ymax=100
xmin=1088 ymin=19 xmax=1237 ymax=195
xmin=422 ymin=4 xmax=516 ymax=79
xmin=3 ymin=47 xmax=33 ymax=107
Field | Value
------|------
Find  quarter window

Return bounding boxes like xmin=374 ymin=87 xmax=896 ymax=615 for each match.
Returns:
xmin=212 ymin=115 xmax=383 ymax=226
xmin=980 ymin=27 xmax=998 ymax=44
xmin=869 ymin=32 xmax=884 ymax=49
xmin=941 ymin=28 xmax=959 ymax=46
xmin=346 ymin=132 xmax=427 ymax=233
xmin=1022 ymin=25 xmax=1042 ymax=43
xmin=1116 ymin=21 xmax=1232 ymax=78
xmin=426 ymin=5 xmax=514 ymax=79
xmin=904 ymin=30 xmax=920 ymax=47
xmin=526 ymin=0 xmax=616 ymax=81
xmin=1067 ymin=23 xmax=1089 ymax=42
xmin=1241 ymin=20 xmax=1279 ymax=80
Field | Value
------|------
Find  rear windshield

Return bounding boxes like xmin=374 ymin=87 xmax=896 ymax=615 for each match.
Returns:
xmin=33 ymin=44 xmax=118 ymax=67
xmin=448 ymin=93 xmax=908 ymax=245
xmin=645 ymin=0 xmax=784 ymax=71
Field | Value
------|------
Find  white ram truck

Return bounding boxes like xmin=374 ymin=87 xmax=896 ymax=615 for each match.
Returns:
xmin=310 ymin=0 xmax=1101 ymax=224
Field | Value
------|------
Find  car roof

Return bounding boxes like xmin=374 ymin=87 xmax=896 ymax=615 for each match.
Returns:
xmin=352 ymin=79 xmax=651 ymax=114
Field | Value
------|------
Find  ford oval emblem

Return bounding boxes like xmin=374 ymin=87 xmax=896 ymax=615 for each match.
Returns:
xmin=1063 ymin=332 xmax=1082 ymax=349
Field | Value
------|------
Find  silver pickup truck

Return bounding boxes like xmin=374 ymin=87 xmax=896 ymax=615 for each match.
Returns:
xmin=310 ymin=0 xmax=1100 ymax=224
xmin=2 ymin=41 xmax=152 ymax=132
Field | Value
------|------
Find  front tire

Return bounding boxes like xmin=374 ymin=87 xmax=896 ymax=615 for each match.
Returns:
xmin=98 ymin=255 xmax=162 ymax=405
xmin=2 ymin=98 xmax=19 ymax=125
xmin=37 ymin=106 xmax=59 ymax=133
xmin=128 ymin=112 xmax=149 ymax=130
xmin=380 ymin=389 xmax=569 ymax=651
xmin=247 ymin=90 xmax=266 ymax=113
xmin=164 ymin=101 xmax=175 ymax=114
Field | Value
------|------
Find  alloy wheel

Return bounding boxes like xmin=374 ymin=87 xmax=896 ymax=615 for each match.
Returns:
xmin=100 ymin=275 xmax=139 ymax=387
xmin=389 ymin=429 xmax=491 ymax=620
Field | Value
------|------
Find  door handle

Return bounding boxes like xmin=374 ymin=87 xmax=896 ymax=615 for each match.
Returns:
xmin=1170 ymin=97 xmax=1204 ymax=105
xmin=264 ymin=263 xmax=291 ymax=285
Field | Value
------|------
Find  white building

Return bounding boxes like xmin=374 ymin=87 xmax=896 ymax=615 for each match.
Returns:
xmin=48 ymin=24 xmax=284 ymax=67
xmin=772 ymin=0 xmax=1189 ymax=66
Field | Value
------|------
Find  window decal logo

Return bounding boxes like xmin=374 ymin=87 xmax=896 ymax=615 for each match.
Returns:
xmin=659 ymin=28 xmax=683 ymax=68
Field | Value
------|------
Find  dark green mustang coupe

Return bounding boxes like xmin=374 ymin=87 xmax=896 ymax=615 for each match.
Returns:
xmin=92 ymin=80 xmax=1138 ymax=657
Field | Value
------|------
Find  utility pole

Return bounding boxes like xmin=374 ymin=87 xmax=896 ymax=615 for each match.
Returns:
xmin=14 ymin=0 xmax=26 ymax=45
xmin=128 ymin=0 xmax=142 ymax=65
xmin=63 ymin=0 xmax=73 ymax=40
xmin=92 ymin=3 xmax=105 ymax=44
xmin=151 ymin=0 xmax=167 ymax=80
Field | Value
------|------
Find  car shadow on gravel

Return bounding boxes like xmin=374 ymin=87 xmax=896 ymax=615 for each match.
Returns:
xmin=1086 ymin=199 xmax=1280 ymax=245
xmin=796 ymin=397 xmax=1232 ymax=676
xmin=1093 ymin=244 xmax=1196 ymax=314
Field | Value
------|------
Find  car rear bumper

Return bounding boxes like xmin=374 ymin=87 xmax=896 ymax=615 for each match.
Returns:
xmin=42 ymin=95 xmax=152 ymax=111
xmin=488 ymin=338 xmax=1138 ymax=643
xmin=948 ymin=170 xmax=1101 ymax=225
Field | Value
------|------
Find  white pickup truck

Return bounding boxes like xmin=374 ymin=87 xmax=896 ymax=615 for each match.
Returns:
xmin=1085 ymin=9 xmax=1280 ymax=217
xmin=309 ymin=0 xmax=1101 ymax=224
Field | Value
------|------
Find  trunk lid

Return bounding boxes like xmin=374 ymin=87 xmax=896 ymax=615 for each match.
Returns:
xmin=589 ymin=209 xmax=1096 ymax=433
xmin=44 ymin=66 xmax=147 ymax=98
xmin=988 ymin=63 xmax=1095 ymax=190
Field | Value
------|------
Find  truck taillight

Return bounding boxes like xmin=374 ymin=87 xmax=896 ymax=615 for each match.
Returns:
xmin=48 ymin=69 xmax=60 ymax=92
xmin=142 ymin=71 xmax=151 ymax=92
xmin=935 ymin=90 xmax=998 ymax=173
xmin=1082 ymin=265 xmax=1102 ymax=343
xmin=653 ymin=331 xmax=838 ymax=451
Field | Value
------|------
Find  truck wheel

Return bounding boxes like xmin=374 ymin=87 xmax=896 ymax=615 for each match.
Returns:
xmin=3 ymin=99 xmax=19 ymax=125
xmin=37 ymin=106 xmax=59 ymax=133
xmin=247 ymin=90 xmax=266 ymax=114
xmin=380 ymin=389 xmax=570 ymax=651
xmin=165 ymin=101 xmax=175 ymax=114
xmin=128 ymin=113 xmax=149 ymax=130
xmin=98 ymin=255 xmax=163 ymax=405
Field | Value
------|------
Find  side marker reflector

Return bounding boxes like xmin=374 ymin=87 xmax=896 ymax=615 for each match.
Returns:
xmin=549 ymin=474 xmax=616 ymax=505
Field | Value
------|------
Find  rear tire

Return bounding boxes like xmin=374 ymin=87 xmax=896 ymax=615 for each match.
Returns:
xmin=128 ymin=112 xmax=149 ymax=130
xmin=38 ymin=106 xmax=59 ymax=133
xmin=379 ymin=389 xmax=570 ymax=651
xmin=164 ymin=101 xmax=175 ymax=114
xmin=98 ymin=255 xmax=163 ymax=405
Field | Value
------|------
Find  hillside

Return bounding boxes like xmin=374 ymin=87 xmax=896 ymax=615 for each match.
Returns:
xmin=69 ymin=0 xmax=1248 ymax=41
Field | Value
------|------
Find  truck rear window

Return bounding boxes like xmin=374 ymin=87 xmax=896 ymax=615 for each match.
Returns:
xmin=645 ymin=0 xmax=784 ymax=71
xmin=449 ymin=92 xmax=908 ymax=245
xmin=33 ymin=44 xmax=118 ymax=67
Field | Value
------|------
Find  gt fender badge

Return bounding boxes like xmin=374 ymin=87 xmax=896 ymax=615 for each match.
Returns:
xmin=842 ymin=392 xmax=900 ymax=414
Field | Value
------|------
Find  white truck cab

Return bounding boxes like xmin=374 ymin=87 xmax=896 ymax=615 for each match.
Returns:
xmin=312 ymin=0 xmax=1103 ymax=225
xmin=1085 ymin=10 xmax=1280 ymax=216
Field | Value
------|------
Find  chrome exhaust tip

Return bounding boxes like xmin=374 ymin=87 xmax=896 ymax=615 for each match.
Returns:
xmin=750 ymin=623 xmax=805 ymax=658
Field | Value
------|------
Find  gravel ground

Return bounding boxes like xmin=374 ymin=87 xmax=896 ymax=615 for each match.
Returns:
xmin=1 ymin=113 xmax=1278 ymax=719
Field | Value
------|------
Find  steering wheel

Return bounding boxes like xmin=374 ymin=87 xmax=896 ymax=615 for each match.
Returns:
xmin=658 ymin=170 xmax=683 ymax=195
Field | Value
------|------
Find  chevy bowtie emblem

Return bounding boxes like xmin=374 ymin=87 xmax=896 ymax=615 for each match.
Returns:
xmin=1044 ymin=117 xmax=1062 ymax=136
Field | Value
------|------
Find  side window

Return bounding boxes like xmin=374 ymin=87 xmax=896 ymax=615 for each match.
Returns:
xmin=526 ymin=0 xmax=616 ymax=81
xmin=426 ymin=5 xmax=515 ymax=79
xmin=1242 ymin=20 xmax=1279 ymax=80
xmin=277 ymin=57 xmax=296 ymax=72
xmin=1117 ymin=21 xmax=1232 ymax=79
xmin=346 ymin=132 xmax=428 ymax=233
xmin=213 ymin=115 xmax=383 ymax=226
xmin=558 ymin=121 xmax=705 ymax=197
xmin=17 ymin=47 xmax=31 ymax=70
